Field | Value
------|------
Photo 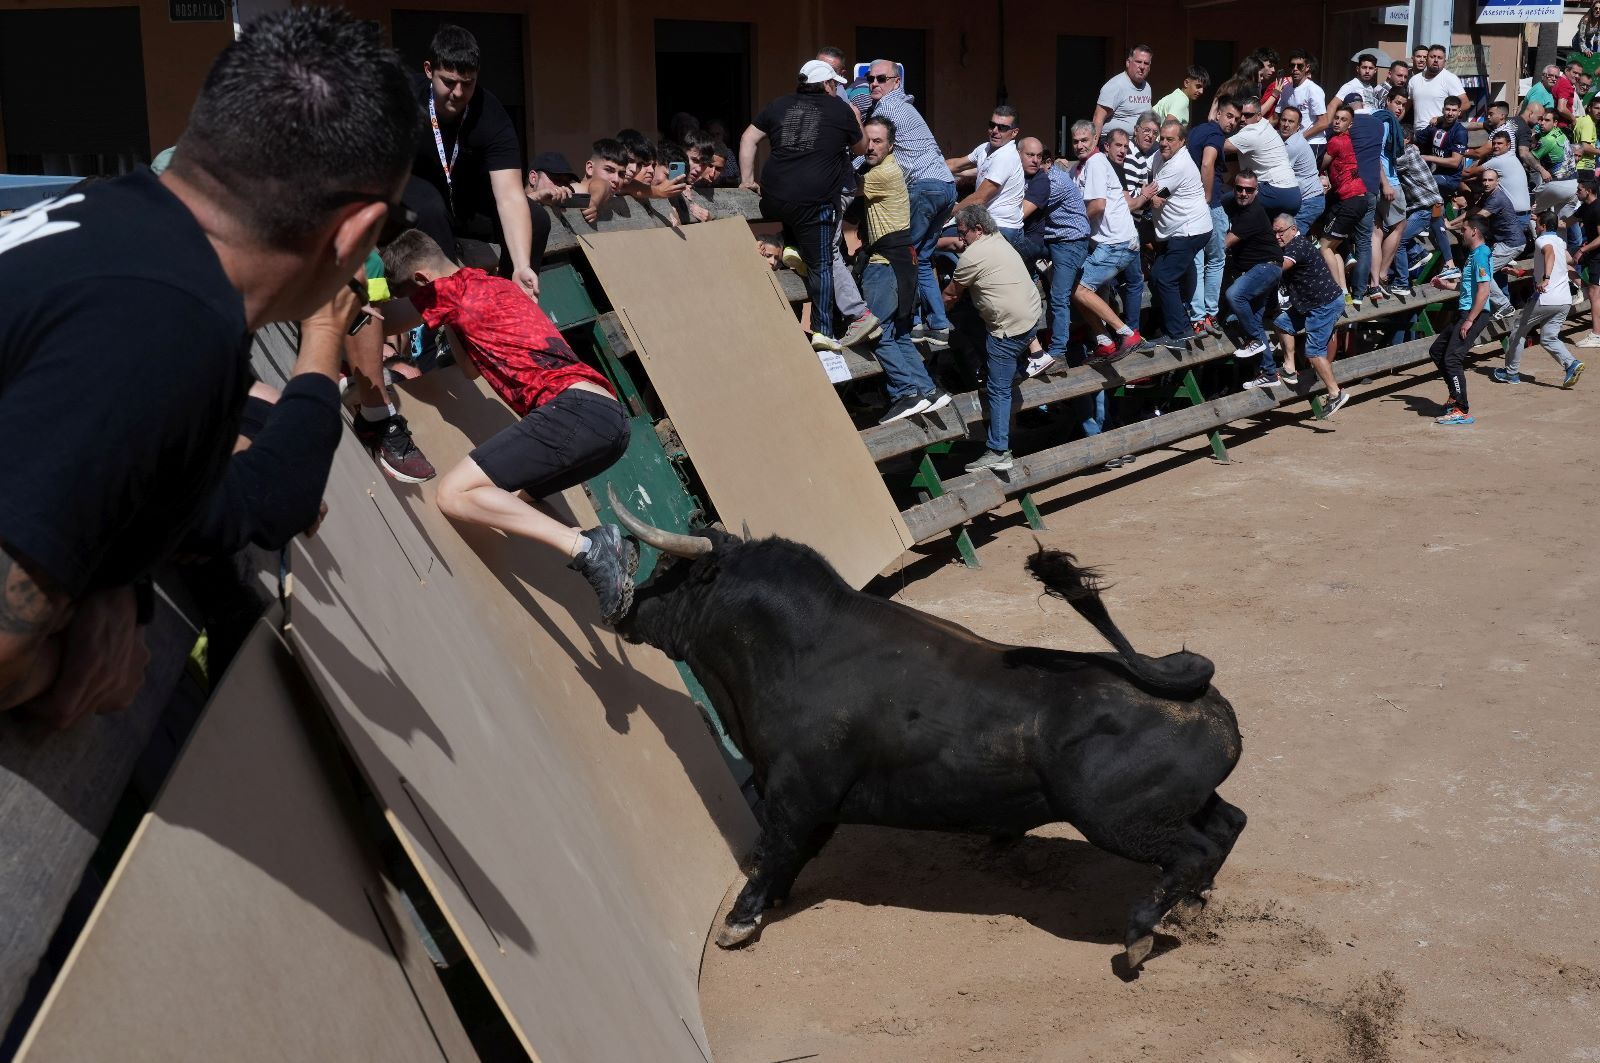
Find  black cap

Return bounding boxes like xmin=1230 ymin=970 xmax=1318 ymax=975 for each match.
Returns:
xmin=531 ymin=150 xmax=577 ymax=177
xmin=1342 ymin=91 xmax=1365 ymax=105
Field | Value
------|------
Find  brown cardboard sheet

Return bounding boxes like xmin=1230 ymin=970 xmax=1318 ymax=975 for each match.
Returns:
xmin=15 ymin=618 xmax=475 ymax=1063
xmin=579 ymin=218 xmax=909 ymax=587
xmin=283 ymin=394 xmax=754 ymax=1062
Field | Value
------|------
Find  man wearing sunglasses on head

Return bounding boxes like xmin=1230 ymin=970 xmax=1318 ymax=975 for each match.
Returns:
xmin=0 ymin=7 xmax=417 ymax=728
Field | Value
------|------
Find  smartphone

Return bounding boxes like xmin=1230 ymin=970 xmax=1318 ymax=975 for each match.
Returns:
xmin=566 ymin=193 xmax=591 ymax=208
xmin=666 ymin=161 xmax=687 ymax=181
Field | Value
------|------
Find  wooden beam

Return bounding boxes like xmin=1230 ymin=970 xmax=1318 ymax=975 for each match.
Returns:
xmin=900 ymin=335 xmax=1441 ymax=543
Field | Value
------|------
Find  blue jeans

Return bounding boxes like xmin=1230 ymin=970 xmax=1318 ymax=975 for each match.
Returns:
xmin=1294 ymin=193 xmax=1325 ymax=235
xmin=1116 ymin=251 xmax=1145 ymax=332
xmin=1151 ymin=231 xmax=1211 ymax=339
xmin=1225 ymin=261 xmax=1284 ymax=364
xmin=1260 ymin=183 xmax=1303 ymax=219
xmin=861 ymin=262 xmax=934 ymax=400
xmin=1044 ymin=238 xmax=1091 ymax=357
xmin=1189 ymin=205 xmax=1230 ymax=322
xmin=1353 ymin=193 xmax=1377 ymax=293
xmin=1273 ymin=295 xmax=1345 ymax=361
xmin=908 ymin=178 xmax=957 ymax=330
xmin=984 ymin=328 xmax=1037 ymax=452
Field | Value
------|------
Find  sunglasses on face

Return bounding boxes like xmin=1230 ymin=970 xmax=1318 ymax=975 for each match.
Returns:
xmin=1241 ymin=110 xmax=1259 ymax=118
xmin=1236 ymin=186 xmax=1258 ymax=194
xmin=866 ymin=74 xmax=896 ymax=84
xmin=989 ymin=121 xmax=1016 ymax=131
xmin=1290 ymin=62 xmax=1307 ymax=70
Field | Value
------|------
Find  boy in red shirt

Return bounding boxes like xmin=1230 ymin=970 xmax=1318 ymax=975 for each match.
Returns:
xmin=379 ymin=230 xmax=637 ymax=624
xmin=1318 ymin=103 xmax=1369 ymax=300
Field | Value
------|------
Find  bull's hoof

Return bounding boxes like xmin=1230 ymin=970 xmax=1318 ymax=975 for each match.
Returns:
xmin=1166 ymin=895 xmax=1205 ymax=925
xmin=715 ymin=916 xmax=763 ymax=948
xmin=1124 ymin=934 xmax=1155 ymax=970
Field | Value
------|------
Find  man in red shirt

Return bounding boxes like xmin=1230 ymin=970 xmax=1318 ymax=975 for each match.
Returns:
xmin=1318 ymin=103 xmax=1369 ymax=298
xmin=379 ymin=230 xmax=637 ymax=624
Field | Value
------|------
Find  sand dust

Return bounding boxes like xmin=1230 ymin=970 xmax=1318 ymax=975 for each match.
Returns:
xmin=698 ymin=360 xmax=1599 ymax=1061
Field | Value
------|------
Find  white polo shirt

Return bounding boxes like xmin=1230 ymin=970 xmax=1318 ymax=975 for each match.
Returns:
xmin=966 ymin=139 xmax=1026 ymax=230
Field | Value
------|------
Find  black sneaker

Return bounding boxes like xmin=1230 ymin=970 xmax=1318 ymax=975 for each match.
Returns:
xmin=1323 ymin=388 xmax=1352 ymax=418
xmin=568 ymin=525 xmax=639 ymax=625
xmin=357 ymin=415 xmax=436 ymax=484
xmin=878 ymin=393 xmax=932 ymax=425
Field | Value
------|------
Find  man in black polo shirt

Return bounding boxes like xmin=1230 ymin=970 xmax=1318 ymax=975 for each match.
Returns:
xmin=404 ymin=24 xmax=546 ymax=298
xmin=0 ymin=8 xmax=416 ymax=726
xmin=739 ymin=59 xmax=867 ymax=347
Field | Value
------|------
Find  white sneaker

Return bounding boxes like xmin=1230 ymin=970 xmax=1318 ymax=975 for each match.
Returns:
xmin=811 ymin=332 xmax=841 ymax=352
xmin=1235 ymin=339 xmax=1268 ymax=359
xmin=1024 ymin=353 xmax=1057 ymax=377
xmin=1579 ymin=334 xmax=1600 ymax=349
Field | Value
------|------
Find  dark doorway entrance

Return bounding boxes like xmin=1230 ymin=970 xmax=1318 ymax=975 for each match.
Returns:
xmin=855 ymin=27 xmax=930 ymax=114
xmin=391 ymin=11 xmax=529 ymax=167
xmin=654 ymin=19 xmax=751 ymax=143
xmin=1193 ymin=40 xmax=1236 ymax=124
xmin=1056 ymin=35 xmax=1109 ymax=155
xmin=1 ymin=7 xmax=150 ymax=175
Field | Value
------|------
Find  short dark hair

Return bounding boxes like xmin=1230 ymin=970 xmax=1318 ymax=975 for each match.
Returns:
xmin=1389 ymin=89 xmax=1408 ymax=103
xmin=1356 ymin=51 xmax=1379 ymax=65
xmin=1128 ymin=44 xmax=1153 ymax=59
xmin=1537 ymin=210 xmax=1559 ymax=231
xmin=1428 ymin=43 xmax=1448 ymax=54
xmin=1185 ymin=65 xmax=1210 ymax=87
xmin=428 ymin=24 xmax=480 ymax=72
xmin=1288 ymin=48 xmax=1310 ymax=63
xmin=1463 ymin=215 xmax=1487 ymax=238
xmin=616 ymin=128 xmax=656 ymax=164
xmin=172 ymin=6 xmax=418 ymax=248
xmin=993 ymin=104 xmax=1019 ymax=122
xmin=711 ymin=141 xmax=731 ymax=161
xmin=817 ymin=45 xmax=846 ymax=65
xmin=864 ymin=115 xmax=898 ymax=146
xmin=1279 ymin=104 xmax=1302 ymax=122
xmin=681 ymin=126 xmax=716 ymax=159
xmin=1333 ymin=103 xmax=1355 ymax=118
xmin=1390 ymin=60 xmax=1410 ymax=72
xmin=590 ymin=138 xmax=629 ymax=167
xmin=1251 ymin=47 xmax=1279 ymax=67
xmin=1491 ymin=129 xmax=1511 ymax=142
xmin=1489 ymin=100 xmax=1510 ymax=115
xmin=380 ymin=228 xmax=451 ymax=279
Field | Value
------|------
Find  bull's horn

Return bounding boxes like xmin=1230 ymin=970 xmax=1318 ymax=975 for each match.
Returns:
xmin=606 ymin=484 xmax=715 ymax=558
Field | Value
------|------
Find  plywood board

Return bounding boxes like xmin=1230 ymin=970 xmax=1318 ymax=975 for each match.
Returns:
xmin=282 ymin=395 xmax=754 ymax=1063
xmin=15 ymin=618 xmax=474 ymax=1063
xmin=579 ymin=217 xmax=909 ymax=588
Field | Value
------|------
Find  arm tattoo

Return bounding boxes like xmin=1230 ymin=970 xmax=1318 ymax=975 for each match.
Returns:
xmin=0 ymin=548 xmax=58 ymax=637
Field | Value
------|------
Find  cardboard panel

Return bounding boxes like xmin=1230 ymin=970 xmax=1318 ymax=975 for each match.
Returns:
xmin=579 ymin=218 xmax=910 ymax=588
xmin=283 ymin=399 xmax=754 ymax=1063
xmin=15 ymin=619 xmax=474 ymax=1063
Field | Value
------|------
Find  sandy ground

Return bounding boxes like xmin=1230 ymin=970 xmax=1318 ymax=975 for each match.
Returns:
xmin=698 ymin=356 xmax=1600 ymax=1063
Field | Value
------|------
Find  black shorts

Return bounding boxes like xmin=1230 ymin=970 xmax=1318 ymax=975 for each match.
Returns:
xmin=470 ymin=387 xmax=630 ymax=498
xmin=1321 ymin=196 xmax=1367 ymax=243
xmin=1581 ymin=251 xmax=1600 ymax=285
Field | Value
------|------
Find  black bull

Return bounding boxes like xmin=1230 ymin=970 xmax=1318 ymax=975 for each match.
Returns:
xmin=608 ymin=488 xmax=1245 ymax=970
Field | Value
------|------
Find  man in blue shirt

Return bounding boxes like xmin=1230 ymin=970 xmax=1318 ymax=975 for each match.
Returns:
xmin=1427 ymin=215 xmax=1493 ymax=424
xmin=866 ymin=59 xmax=957 ymax=339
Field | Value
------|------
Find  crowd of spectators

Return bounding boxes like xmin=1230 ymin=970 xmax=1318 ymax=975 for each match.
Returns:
xmin=7 ymin=12 xmax=1600 ymax=730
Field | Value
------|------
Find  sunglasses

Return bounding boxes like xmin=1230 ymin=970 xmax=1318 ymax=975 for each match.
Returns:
xmin=1235 ymin=186 xmax=1258 ymax=193
xmin=988 ymin=121 xmax=1016 ymax=131
xmin=1241 ymin=110 xmax=1259 ymax=118
xmin=866 ymin=73 xmax=896 ymax=84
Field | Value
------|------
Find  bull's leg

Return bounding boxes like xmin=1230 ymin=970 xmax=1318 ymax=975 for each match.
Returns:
xmin=718 ymin=774 xmax=831 ymax=948
xmin=1191 ymin=794 xmax=1247 ymax=895
xmin=1119 ymin=824 xmax=1221 ymax=970
xmin=770 ymin=823 xmax=838 ymax=908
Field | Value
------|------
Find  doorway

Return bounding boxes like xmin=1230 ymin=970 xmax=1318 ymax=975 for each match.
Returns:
xmin=1 ymin=7 xmax=150 ymax=175
xmin=654 ymin=19 xmax=752 ymax=144
xmin=855 ymin=27 xmax=930 ymax=114
xmin=1193 ymin=40 xmax=1236 ymax=123
xmin=1056 ymin=35 xmax=1109 ymax=155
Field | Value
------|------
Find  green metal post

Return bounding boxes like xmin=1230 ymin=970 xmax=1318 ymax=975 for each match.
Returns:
xmin=912 ymin=445 xmax=980 ymax=568
xmin=1173 ymin=369 xmax=1228 ymax=462
xmin=1019 ymin=492 xmax=1046 ymax=531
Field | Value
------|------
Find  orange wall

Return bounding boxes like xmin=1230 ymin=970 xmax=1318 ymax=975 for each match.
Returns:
xmin=0 ymin=0 xmax=232 ymax=169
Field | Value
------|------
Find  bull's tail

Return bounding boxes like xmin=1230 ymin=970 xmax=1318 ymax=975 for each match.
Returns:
xmin=1025 ymin=545 xmax=1215 ymax=698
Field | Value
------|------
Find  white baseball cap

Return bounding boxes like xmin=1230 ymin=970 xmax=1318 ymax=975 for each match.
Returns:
xmin=800 ymin=59 xmax=847 ymax=85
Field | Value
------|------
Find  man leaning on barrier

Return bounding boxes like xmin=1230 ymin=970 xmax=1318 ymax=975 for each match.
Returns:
xmin=0 ymin=6 xmax=417 ymax=727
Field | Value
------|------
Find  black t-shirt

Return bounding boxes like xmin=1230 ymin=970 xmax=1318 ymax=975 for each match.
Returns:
xmin=1575 ymin=200 xmax=1600 ymax=258
xmin=0 ymin=170 xmax=251 ymax=596
xmin=1225 ymin=198 xmax=1282 ymax=269
xmin=410 ymin=72 xmax=522 ymax=224
xmin=754 ymin=90 xmax=860 ymax=204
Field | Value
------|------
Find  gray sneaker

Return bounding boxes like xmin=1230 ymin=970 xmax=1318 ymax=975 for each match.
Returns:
xmin=964 ymin=448 xmax=1014 ymax=472
xmin=1323 ymin=388 xmax=1352 ymax=418
xmin=568 ymin=524 xmax=639 ymax=625
xmin=840 ymin=312 xmax=883 ymax=348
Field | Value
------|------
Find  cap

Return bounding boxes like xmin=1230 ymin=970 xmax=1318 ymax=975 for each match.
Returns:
xmin=1342 ymin=91 xmax=1365 ymax=104
xmin=800 ymin=59 xmax=847 ymax=86
xmin=531 ymin=150 xmax=577 ymax=177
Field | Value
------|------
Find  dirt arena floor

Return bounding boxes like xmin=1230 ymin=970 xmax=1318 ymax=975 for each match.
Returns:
xmin=698 ymin=356 xmax=1600 ymax=1062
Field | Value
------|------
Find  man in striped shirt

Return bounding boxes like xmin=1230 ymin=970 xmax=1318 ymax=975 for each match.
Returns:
xmin=1395 ymin=123 xmax=1450 ymax=286
xmin=866 ymin=59 xmax=958 ymax=340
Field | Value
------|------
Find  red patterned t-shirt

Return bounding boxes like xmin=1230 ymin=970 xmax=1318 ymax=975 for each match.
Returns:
xmin=410 ymin=268 xmax=613 ymax=416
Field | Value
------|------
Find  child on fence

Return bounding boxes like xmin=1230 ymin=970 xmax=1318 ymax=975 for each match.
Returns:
xmin=378 ymin=229 xmax=638 ymax=624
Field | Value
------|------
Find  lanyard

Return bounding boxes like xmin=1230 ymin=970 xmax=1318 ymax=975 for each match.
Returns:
xmin=428 ymin=93 xmax=460 ymax=209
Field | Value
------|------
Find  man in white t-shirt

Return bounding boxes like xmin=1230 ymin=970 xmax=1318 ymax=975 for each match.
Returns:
xmin=1093 ymin=44 xmax=1155 ymax=142
xmin=1280 ymin=49 xmax=1330 ymax=150
xmin=1335 ymin=52 xmax=1383 ymax=113
xmin=1144 ymin=119 xmax=1214 ymax=344
xmin=1409 ymin=43 xmax=1468 ymax=132
xmin=1498 ymin=209 xmax=1585 ymax=386
xmin=948 ymin=105 xmax=1026 ymax=234
xmin=1225 ymin=97 xmax=1303 ymax=217
xmin=1066 ymin=121 xmax=1153 ymax=360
